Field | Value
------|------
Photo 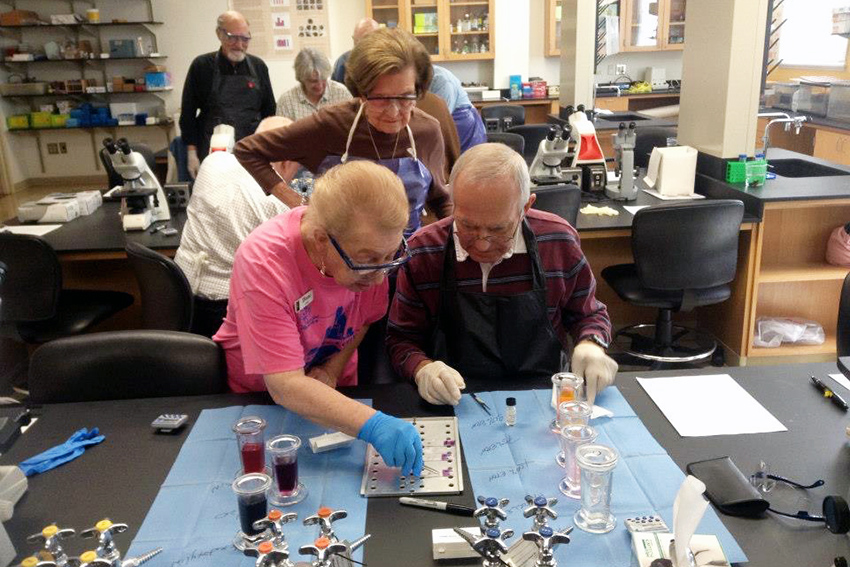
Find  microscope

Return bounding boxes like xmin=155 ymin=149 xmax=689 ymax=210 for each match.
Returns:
xmin=565 ymin=105 xmax=608 ymax=194
xmin=604 ymin=122 xmax=638 ymax=201
xmin=102 ymin=137 xmax=171 ymax=231
xmin=529 ymin=126 xmax=582 ymax=188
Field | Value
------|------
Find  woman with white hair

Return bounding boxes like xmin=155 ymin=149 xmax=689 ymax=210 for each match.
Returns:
xmin=214 ymin=159 xmax=423 ymax=476
xmin=276 ymin=47 xmax=351 ymax=121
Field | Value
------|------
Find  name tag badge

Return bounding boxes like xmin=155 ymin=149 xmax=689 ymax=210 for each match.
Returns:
xmin=295 ymin=289 xmax=313 ymax=313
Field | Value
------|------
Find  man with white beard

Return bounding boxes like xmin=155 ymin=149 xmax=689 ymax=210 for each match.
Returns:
xmin=180 ymin=11 xmax=276 ymax=178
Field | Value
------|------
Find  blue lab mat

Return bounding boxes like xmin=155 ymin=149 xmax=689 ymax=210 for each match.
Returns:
xmin=456 ymin=388 xmax=747 ymax=565
xmin=127 ymin=404 xmax=370 ymax=567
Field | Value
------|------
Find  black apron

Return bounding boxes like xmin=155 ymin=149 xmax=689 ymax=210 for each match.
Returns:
xmin=430 ymin=220 xmax=564 ymax=381
xmin=199 ymin=53 xmax=264 ymax=158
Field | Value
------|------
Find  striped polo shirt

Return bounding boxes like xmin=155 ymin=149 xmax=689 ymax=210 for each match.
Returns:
xmin=387 ymin=208 xmax=612 ymax=380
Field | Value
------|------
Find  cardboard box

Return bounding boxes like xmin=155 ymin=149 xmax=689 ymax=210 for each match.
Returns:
xmin=0 ymin=10 xmax=41 ymax=26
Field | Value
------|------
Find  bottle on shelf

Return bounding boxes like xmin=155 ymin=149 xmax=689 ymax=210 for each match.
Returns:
xmin=463 ymin=13 xmax=471 ymax=32
xmin=471 ymin=38 xmax=479 ymax=53
xmin=483 ymin=13 xmax=489 ymax=31
xmin=456 ymin=17 xmax=463 ymax=33
xmin=462 ymin=39 xmax=470 ymax=54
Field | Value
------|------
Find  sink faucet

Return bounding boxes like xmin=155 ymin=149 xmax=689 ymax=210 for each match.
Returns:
xmin=761 ymin=115 xmax=807 ymax=156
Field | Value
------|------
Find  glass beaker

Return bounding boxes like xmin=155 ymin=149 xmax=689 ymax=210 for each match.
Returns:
xmin=550 ymin=373 xmax=585 ymax=433
xmin=232 ymin=472 xmax=272 ymax=549
xmin=267 ymin=434 xmax=308 ymax=506
xmin=234 ymin=416 xmax=267 ymax=474
xmin=556 ymin=401 xmax=593 ymax=467
xmin=574 ymin=444 xmax=619 ymax=534
xmin=558 ymin=424 xmax=597 ymax=498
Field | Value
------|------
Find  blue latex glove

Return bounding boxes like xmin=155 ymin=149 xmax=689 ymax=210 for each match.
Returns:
xmin=357 ymin=411 xmax=423 ymax=476
xmin=19 ymin=427 xmax=105 ymax=477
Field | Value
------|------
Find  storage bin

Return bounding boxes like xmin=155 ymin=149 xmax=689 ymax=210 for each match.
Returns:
xmin=797 ymin=82 xmax=830 ymax=116
xmin=29 ymin=112 xmax=52 ymax=128
xmin=50 ymin=114 xmax=68 ymax=128
xmin=0 ymin=82 xmax=48 ymax=96
xmin=774 ymin=82 xmax=798 ymax=111
xmin=6 ymin=114 xmax=29 ymax=129
xmin=827 ymin=81 xmax=850 ymax=123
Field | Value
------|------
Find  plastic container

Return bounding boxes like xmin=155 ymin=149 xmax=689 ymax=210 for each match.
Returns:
xmin=797 ymin=82 xmax=830 ymax=116
xmin=827 ymin=81 xmax=850 ymax=122
xmin=29 ymin=112 xmax=52 ymax=128
xmin=725 ymin=155 xmax=748 ymax=184
xmin=6 ymin=115 xmax=29 ymax=129
xmin=774 ymin=82 xmax=799 ymax=111
xmin=50 ymin=114 xmax=67 ymax=128
xmin=509 ymin=75 xmax=522 ymax=100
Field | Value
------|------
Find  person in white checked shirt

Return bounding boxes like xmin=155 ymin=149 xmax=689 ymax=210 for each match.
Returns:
xmin=175 ymin=116 xmax=299 ymax=337
xmin=276 ymin=48 xmax=351 ymax=122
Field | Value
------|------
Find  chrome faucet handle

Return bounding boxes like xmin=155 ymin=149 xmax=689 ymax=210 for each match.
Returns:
xmin=454 ymin=527 xmax=514 ymax=567
xmin=523 ymin=495 xmax=558 ymax=529
xmin=79 ymin=519 xmax=128 ymax=562
xmin=244 ymin=540 xmax=292 ymax=567
xmin=522 ymin=525 xmax=573 ymax=567
xmin=27 ymin=525 xmax=77 ymax=567
xmin=298 ymin=537 xmax=348 ymax=567
xmin=253 ymin=510 xmax=298 ymax=547
xmin=474 ymin=496 xmax=509 ymax=529
xmin=303 ymin=507 xmax=347 ymax=541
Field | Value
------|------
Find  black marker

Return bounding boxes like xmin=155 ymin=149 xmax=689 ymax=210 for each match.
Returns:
xmin=810 ymin=375 xmax=849 ymax=411
xmin=399 ymin=497 xmax=475 ymax=517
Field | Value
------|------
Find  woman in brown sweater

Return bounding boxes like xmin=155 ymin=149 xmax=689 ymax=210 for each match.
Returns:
xmin=234 ymin=28 xmax=453 ymax=236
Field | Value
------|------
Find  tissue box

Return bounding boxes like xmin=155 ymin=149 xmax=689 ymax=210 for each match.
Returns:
xmin=38 ymin=191 xmax=102 ymax=215
xmin=18 ymin=200 xmax=80 ymax=223
xmin=644 ymin=145 xmax=698 ymax=196
xmin=632 ymin=532 xmax=730 ymax=567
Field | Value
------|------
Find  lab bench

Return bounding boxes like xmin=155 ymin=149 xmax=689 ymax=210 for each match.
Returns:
xmin=1 ymin=362 xmax=846 ymax=566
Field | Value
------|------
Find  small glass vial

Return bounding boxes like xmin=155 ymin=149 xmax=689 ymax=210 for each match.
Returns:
xmin=505 ymin=397 xmax=516 ymax=426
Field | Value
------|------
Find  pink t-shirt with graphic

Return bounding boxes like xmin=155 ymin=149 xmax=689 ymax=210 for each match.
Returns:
xmin=214 ymin=207 xmax=389 ymax=393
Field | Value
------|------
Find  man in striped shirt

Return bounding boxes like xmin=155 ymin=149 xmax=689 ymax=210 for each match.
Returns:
xmin=386 ymin=143 xmax=617 ymax=406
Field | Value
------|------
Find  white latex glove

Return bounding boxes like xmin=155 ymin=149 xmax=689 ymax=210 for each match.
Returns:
xmin=187 ymin=148 xmax=201 ymax=179
xmin=570 ymin=340 xmax=618 ymax=405
xmin=415 ymin=361 xmax=466 ymax=406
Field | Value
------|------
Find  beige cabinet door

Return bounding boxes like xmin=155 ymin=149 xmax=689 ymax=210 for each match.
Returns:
xmin=814 ymin=129 xmax=850 ymax=166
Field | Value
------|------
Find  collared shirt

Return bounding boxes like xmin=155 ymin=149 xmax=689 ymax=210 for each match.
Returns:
xmin=275 ymin=80 xmax=352 ymax=122
xmin=452 ymin=220 xmax=527 ymax=292
xmin=174 ymin=152 xmax=288 ymax=301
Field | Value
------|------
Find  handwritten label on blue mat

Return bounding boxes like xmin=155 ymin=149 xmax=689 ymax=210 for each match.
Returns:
xmin=128 ymin=403 xmax=370 ymax=567
xmin=456 ymin=388 xmax=747 ymax=565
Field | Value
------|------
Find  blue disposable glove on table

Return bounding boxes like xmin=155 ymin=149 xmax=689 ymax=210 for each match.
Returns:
xmin=19 ymin=427 xmax=105 ymax=477
xmin=357 ymin=411 xmax=423 ymax=476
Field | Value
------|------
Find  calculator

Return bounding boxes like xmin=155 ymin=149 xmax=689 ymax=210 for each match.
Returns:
xmin=151 ymin=414 xmax=189 ymax=432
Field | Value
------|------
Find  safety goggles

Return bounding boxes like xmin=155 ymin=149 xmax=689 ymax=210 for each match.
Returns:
xmin=329 ymin=234 xmax=411 ymax=274
xmin=219 ymin=29 xmax=252 ymax=44
xmin=365 ymin=95 xmax=418 ymax=111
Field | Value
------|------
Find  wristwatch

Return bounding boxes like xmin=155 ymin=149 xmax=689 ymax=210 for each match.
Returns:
xmin=585 ymin=335 xmax=609 ymax=351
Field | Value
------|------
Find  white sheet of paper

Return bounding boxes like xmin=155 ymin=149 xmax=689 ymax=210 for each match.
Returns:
xmin=623 ymin=205 xmax=649 ymax=215
xmin=642 ymin=188 xmax=706 ymax=201
xmin=1 ymin=225 xmax=61 ymax=236
xmin=636 ymin=374 xmax=787 ymax=437
xmin=829 ymin=373 xmax=850 ymax=393
xmin=643 ymin=148 xmax=661 ymax=189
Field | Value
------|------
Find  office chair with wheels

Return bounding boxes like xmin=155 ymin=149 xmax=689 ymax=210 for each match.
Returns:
xmin=0 ymin=234 xmax=133 ymax=344
xmin=633 ymin=127 xmax=678 ymax=169
xmin=481 ymin=105 xmax=526 ymax=130
xmin=126 ymin=241 xmax=193 ymax=332
xmin=531 ymin=183 xmax=582 ymax=227
xmin=601 ymin=200 xmax=744 ymax=366
xmin=486 ymin=132 xmax=525 ymax=156
xmin=29 ymin=330 xmax=227 ymax=403
xmin=507 ymin=124 xmax=552 ymax=166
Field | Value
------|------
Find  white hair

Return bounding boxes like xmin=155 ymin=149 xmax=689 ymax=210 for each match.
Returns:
xmin=294 ymin=48 xmax=331 ymax=84
xmin=449 ymin=143 xmax=531 ymax=213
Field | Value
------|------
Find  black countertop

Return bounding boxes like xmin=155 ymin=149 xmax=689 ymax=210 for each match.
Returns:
xmin=1 ymin=363 xmax=848 ymax=566
xmin=698 ymin=148 xmax=850 ymax=207
xmin=5 ymin=201 xmax=186 ymax=255
xmin=547 ymin=111 xmax=678 ymax=131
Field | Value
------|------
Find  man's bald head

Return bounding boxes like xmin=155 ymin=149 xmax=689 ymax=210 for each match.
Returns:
xmin=217 ymin=11 xmax=248 ymax=29
xmin=352 ymin=18 xmax=379 ymax=43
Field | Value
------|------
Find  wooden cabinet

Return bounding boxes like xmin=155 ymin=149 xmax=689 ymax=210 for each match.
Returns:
xmin=367 ymin=0 xmax=494 ymax=62
xmin=545 ymin=0 xmax=562 ymax=57
xmin=814 ymin=128 xmax=850 ymax=167
xmin=621 ymin=0 xmax=686 ymax=52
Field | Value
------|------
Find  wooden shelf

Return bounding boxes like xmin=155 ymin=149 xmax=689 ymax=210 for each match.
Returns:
xmin=750 ymin=334 xmax=837 ymax=357
xmin=451 ymin=30 xmax=490 ymax=35
xmin=1 ymin=88 xmax=173 ymax=98
xmin=760 ymin=263 xmax=850 ymax=283
xmin=5 ymin=56 xmax=166 ymax=63
xmin=372 ymin=5 xmax=400 ymax=9
xmin=413 ymin=32 xmax=439 ymax=37
xmin=0 ymin=21 xmax=162 ymax=28
xmin=9 ymin=122 xmax=172 ymax=132
xmin=448 ymin=1 xmax=490 ymax=5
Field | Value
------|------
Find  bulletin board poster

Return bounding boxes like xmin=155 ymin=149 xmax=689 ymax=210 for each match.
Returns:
xmin=229 ymin=0 xmax=330 ymax=60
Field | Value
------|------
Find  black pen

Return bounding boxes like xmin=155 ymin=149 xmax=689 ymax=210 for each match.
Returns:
xmin=810 ymin=375 xmax=849 ymax=411
xmin=399 ymin=497 xmax=475 ymax=517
